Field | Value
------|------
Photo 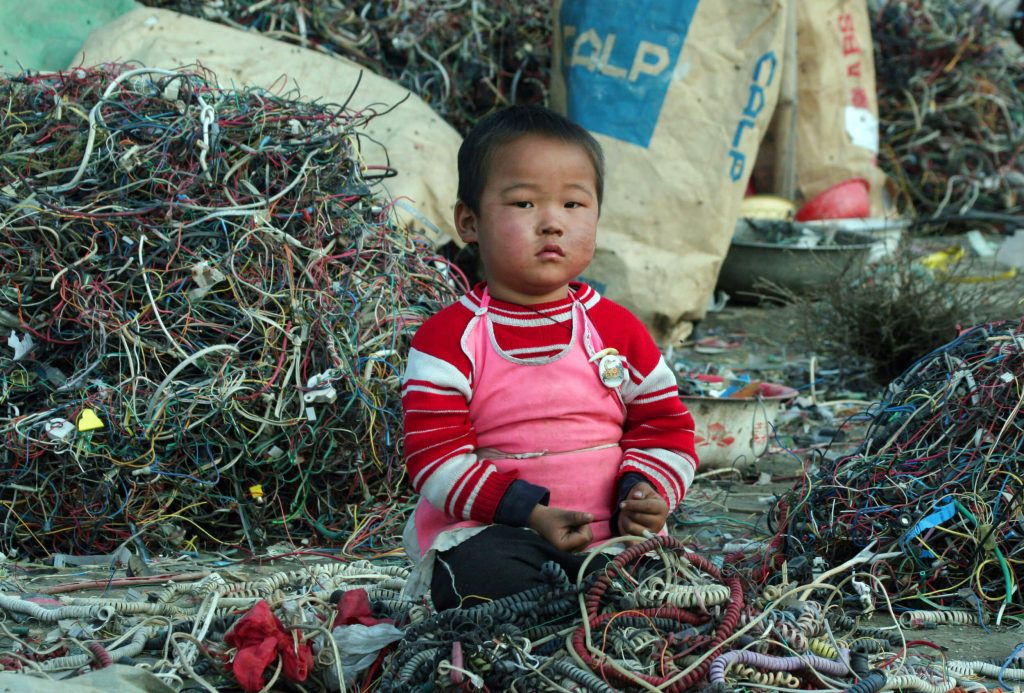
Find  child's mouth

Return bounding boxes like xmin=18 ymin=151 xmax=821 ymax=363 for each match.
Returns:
xmin=538 ymin=245 xmax=565 ymax=258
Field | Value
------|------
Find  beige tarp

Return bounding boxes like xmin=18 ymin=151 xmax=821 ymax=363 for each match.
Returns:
xmin=0 ymin=665 xmax=175 ymax=693
xmin=73 ymin=8 xmax=461 ymax=247
xmin=552 ymin=0 xmax=788 ymax=342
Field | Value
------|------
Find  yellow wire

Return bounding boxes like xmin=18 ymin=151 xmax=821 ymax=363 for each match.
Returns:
xmin=975 ymin=558 xmax=1013 ymax=602
xmin=892 ymin=572 xmax=971 ymax=602
xmin=171 ymin=513 xmax=241 ymax=547
xmin=931 ymin=524 xmax=972 ymax=540
xmin=914 ymin=534 xmax=941 ymax=560
xmin=0 ymin=501 xmax=49 ymax=554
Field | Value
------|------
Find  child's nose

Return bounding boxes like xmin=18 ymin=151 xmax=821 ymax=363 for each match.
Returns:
xmin=538 ymin=207 xmax=565 ymax=235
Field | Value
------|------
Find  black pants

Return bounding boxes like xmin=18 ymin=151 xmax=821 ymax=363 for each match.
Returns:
xmin=430 ymin=525 xmax=609 ymax=610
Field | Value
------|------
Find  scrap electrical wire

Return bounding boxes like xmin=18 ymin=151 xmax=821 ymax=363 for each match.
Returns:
xmin=340 ymin=535 xmax=1004 ymax=691
xmin=2 ymin=536 xmax=1021 ymax=690
xmin=137 ymin=0 xmax=553 ymax=133
xmin=872 ymin=0 xmax=1024 ymax=219
xmin=0 ymin=558 xmax=421 ymax=690
xmin=772 ymin=319 xmax=1024 ymax=623
xmin=0 ymin=64 xmax=462 ymax=558
xmin=379 ymin=537 xmax=834 ymax=691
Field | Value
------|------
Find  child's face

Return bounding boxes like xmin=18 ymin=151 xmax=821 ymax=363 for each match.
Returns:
xmin=454 ymin=134 xmax=599 ymax=305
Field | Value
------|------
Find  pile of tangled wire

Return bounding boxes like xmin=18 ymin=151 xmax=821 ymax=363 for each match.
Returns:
xmin=379 ymin=535 xmax=998 ymax=693
xmin=3 ymin=537 xmax=1024 ymax=690
xmin=6 ymin=535 xmax=1020 ymax=691
xmin=0 ymin=64 xmax=461 ymax=557
xmin=772 ymin=319 xmax=1024 ymax=624
xmin=0 ymin=557 xmax=422 ymax=690
xmin=138 ymin=0 xmax=552 ymax=133
xmin=872 ymin=0 xmax=1024 ymax=220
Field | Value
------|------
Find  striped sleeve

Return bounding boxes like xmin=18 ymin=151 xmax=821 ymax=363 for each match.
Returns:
xmin=402 ymin=308 xmax=519 ymax=524
xmin=590 ymin=299 xmax=698 ymax=510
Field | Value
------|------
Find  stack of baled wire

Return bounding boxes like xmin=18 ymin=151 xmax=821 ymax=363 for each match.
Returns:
xmin=774 ymin=319 xmax=1024 ymax=623
xmin=872 ymin=0 xmax=1024 ymax=219
xmin=0 ymin=64 xmax=461 ymax=557
xmin=138 ymin=0 xmax=553 ymax=134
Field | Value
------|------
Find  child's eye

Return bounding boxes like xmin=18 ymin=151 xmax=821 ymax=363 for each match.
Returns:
xmin=565 ymin=201 xmax=583 ymax=209
xmin=513 ymin=201 xmax=533 ymax=208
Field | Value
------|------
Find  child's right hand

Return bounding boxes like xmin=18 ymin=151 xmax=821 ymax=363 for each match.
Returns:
xmin=527 ymin=505 xmax=594 ymax=552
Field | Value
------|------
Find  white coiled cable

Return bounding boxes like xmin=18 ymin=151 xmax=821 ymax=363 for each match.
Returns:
xmin=0 ymin=593 xmax=114 ymax=623
xmin=882 ymin=673 xmax=956 ymax=693
xmin=898 ymin=610 xmax=978 ymax=627
xmin=59 ymin=598 xmax=187 ymax=617
xmin=948 ymin=660 xmax=1024 ymax=680
xmin=213 ymin=562 xmax=406 ymax=597
xmin=37 ymin=628 xmax=150 ymax=672
xmin=155 ymin=563 xmax=409 ymax=604
xmin=634 ymin=577 xmax=731 ymax=609
xmin=156 ymin=575 xmax=225 ymax=603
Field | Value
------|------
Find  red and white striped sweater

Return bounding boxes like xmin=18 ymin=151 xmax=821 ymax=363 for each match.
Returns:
xmin=402 ymin=282 xmax=698 ymax=528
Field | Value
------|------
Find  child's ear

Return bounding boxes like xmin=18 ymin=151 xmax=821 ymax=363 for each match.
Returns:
xmin=453 ymin=201 xmax=479 ymax=244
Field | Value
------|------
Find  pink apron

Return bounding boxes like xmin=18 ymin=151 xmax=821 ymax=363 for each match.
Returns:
xmin=413 ymin=291 xmax=627 ymax=554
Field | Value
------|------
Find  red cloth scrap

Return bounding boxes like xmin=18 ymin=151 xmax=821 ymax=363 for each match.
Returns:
xmin=225 ymin=599 xmax=313 ymax=692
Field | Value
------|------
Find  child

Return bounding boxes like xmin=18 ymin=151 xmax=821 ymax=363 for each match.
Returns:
xmin=401 ymin=105 xmax=698 ymax=609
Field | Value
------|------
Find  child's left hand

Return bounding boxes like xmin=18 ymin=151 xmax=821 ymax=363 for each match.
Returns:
xmin=617 ymin=482 xmax=668 ymax=537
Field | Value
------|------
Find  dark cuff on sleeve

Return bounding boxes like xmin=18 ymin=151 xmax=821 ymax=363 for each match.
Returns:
xmin=494 ymin=479 xmax=550 ymax=527
xmin=610 ymin=472 xmax=649 ymax=535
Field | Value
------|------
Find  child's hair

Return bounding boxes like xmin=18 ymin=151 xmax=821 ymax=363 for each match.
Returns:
xmin=457 ymin=105 xmax=605 ymax=215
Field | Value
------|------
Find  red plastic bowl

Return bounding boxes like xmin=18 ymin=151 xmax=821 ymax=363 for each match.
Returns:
xmin=794 ymin=177 xmax=870 ymax=221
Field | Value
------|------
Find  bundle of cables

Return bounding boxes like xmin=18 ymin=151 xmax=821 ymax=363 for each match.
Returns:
xmin=379 ymin=536 xmax=745 ymax=691
xmin=772 ymin=319 xmax=1024 ymax=622
xmin=0 ymin=64 xmax=461 ymax=557
xmin=872 ymin=0 xmax=1024 ymax=220
xmin=138 ymin=0 xmax=553 ymax=133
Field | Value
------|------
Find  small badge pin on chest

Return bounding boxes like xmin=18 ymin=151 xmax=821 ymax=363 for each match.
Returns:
xmin=589 ymin=348 xmax=626 ymax=388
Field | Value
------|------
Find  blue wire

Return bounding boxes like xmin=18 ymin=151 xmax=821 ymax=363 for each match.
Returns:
xmin=999 ymin=641 xmax=1024 ymax=688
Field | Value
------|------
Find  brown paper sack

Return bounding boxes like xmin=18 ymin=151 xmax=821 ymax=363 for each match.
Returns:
xmin=551 ymin=0 xmax=787 ymax=343
xmin=72 ymin=8 xmax=462 ymax=247
xmin=760 ymin=0 xmax=886 ymax=213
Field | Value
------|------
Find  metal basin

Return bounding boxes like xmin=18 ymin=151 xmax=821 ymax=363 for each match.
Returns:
xmin=716 ymin=219 xmax=877 ymax=298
